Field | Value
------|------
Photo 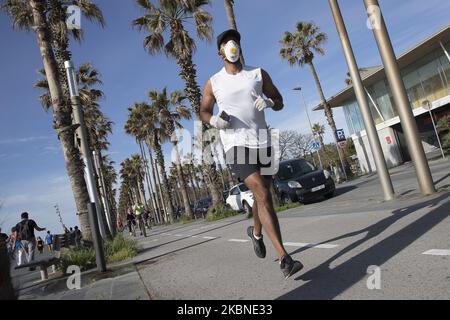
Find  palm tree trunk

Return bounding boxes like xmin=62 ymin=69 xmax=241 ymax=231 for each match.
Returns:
xmin=148 ymin=147 xmax=165 ymax=223
xmin=223 ymin=0 xmax=245 ymax=65
xmin=155 ymin=142 xmax=174 ymax=222
xmin=308 ymin=61 xmax=349 ymax=176
xmin=188 ymin=165 xmax=199 ymax=202
xmin=213 ymin=146 xmax=227 ymax=191
xmin=173 ymin=142 xmax=194 ymax=218
xmin=30 ymin=0 xmax=92 ymax=241
xmin=154 ymin=141 xmax=175 ymax=221
xmin=224 ymin=0 xmax=237 ymax=30
xmin=140 ymin=141 xmax=160 ymax=222
xmin=176 ymin=54 xmax=225 ymax=211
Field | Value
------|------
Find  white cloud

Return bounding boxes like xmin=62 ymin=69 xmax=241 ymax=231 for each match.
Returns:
xmin=0 ymin=135 xmax=52 ymax=145
xmin=0 ymin=173 xmax=78 ymax=235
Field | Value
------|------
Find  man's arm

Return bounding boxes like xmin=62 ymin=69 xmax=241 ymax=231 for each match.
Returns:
xmin=199 ymin=79 xmax=216 ymax=125
xmin=32 ymin=220 xmax=46 ymax=232
xmin=262 ymin=69 xmax=284 ymax=111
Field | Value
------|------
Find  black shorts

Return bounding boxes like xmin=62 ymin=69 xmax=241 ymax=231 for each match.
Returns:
xmin=225 ymin=147 xmax=275 ymax=182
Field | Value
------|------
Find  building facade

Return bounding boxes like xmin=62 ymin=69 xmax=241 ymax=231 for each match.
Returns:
xmin=314 ymin=26 xmax=450 ymax=173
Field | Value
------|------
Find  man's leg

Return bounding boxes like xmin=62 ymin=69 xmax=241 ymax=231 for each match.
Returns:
xmin=245 ymin=172 xmax=287 ymax=260
xmin=28 ymin=239 xmax=36 ymax=263
xmin=251 ymin=201 xmax=263 ymax=237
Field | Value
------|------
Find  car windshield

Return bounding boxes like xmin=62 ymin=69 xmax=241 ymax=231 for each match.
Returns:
xmin=239 ymin=184 xmax=250 ymax=192
xmin=277 ymin=160 xmax=316 ymax=181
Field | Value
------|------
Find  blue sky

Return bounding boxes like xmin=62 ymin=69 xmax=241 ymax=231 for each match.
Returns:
xmin=0 ymin=0 xmax=449 ymax=235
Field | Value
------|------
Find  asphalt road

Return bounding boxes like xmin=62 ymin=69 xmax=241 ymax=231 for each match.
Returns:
xmin=129 ymin=158 xmax=450 ymax=300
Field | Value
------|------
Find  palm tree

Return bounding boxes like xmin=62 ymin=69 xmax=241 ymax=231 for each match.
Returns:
xmin=223 ymin=0 xmax=237 ymax=30
xmin=120 ymin=155 xmax=146 ymax=208
xmin=312 ymin=123 xmax=325 ymax=149
xmin=148 ymin=88 xmax=193 ymax=218
xmin=101 ymin=154 xmax=118 ymax=230
xmin=223 ymin=0 xmax=244 ymax=65
xmin=2 ymin=0 xmax=104 ymax=241
xmin=34 ymin=62 xmax=114 ymax=238
xmin=280 ymin=21 xmax=349 ymax=176
xmin=133 ymin=0 xmax=225 ymax=213
xmin=125 ymin=102 xmax=175 ymax=222
xmin=124 ymin=106 xmax=164 ymax=222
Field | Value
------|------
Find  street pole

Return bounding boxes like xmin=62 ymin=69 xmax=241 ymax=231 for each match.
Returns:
xmin=363 ymin=0 xmax=436 ymax=196
xmin=424 ymin=102 xmax=446 ymax=160
xmin=329 ymin=0 xmax=395 ymax=201
xmin=294 ymin=87 xmax=323 ymax=168
xmin=64 ymin=60 xmax=107 ymax=271
xmin=93 ymin=150 xmax=114 ymax=234
xmin=65 ymin=61 xmax=108 ymax=238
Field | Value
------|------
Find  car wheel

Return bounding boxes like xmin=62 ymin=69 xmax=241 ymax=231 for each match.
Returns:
xmin=281 ymin=194 xmax=293 ymax=205
xmin=243 ymin=201 xmax=252 ymax=215
xmin=324 ymin=191 xmax=335 ymax=199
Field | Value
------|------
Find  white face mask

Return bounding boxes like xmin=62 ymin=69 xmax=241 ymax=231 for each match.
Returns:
xmin=224 ymin=40 xmax=240 ymax=63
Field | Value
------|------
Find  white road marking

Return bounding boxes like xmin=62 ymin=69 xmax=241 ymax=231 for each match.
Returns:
xmin=202 ymin=236 xmax=217 ymax=240
xmin=283 ymin=242 xmax=339 ymax=249
xmin=422 ymin=249 xmax=450 ymax=256
xmin=173 ymin=234 xmax=184 ymax=237
xmin=190 ymin=235 xmax=198 ymax=238
xmin=152 ymin=239 xmax=159 ymax=242
xmin=228 ymin=239 xmax=250 ymax=243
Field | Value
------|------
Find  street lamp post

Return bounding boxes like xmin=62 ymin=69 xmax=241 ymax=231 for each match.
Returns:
xmin=64 ymin=60 xmax=107 ymax=272
xmin=293 ymin=87 xmax=323 ymax=168
xmin=363 ymin=0 xmax=436 ymax=196
xmin=329 ymin=0 xmax=395 ymax=201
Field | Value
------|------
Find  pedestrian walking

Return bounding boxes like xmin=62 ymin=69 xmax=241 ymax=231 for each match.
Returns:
xmin=69 ymin=227 xmax=75 ymax=246
xmin=74 ymin=226 xmax=82 ymax=247
xmin=10 ymin=227 xmax=24 ymax=266
xmin=45 ymin=230 xmax=53 ymax=253
xmin=36 ymin=237 xmax=44 ymax=254
xmin=199 ymin=30 xmax=303 ymax=279
xmin=126 ymin=208 xmax=136 ymax=237
xmin=15 ymin=212 xmax=46 ymax=270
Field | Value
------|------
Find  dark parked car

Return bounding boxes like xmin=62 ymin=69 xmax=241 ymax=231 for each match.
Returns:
xmin=194 ymin=197 xmax=212 ymax=218
xmin=274 ymin=159 xmax=335 ymax=204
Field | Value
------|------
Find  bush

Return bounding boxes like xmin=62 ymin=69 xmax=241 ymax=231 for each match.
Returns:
xmin=59 ymin=235 xmax=138 ymax=273
xmin=246 ymin=203 xmax=301 ymax=219
xmin=104 ymin=235 xmax=138 ymax=264
xmin=275 ymin=203 xmax=302 ymax=213
xmin=205 ymin=206 xmax=238 ymax=222
xmin=59 ymin=247 xmax=96 ymax=272
xmin=177 ymin=216 xmax=194 ymax=224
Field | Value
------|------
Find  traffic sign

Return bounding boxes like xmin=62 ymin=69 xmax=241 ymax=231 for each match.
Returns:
xmin=336 ymin=129 xmax=346 ymax=142
xmin=311 ymin=140 xmax=321 ymax=152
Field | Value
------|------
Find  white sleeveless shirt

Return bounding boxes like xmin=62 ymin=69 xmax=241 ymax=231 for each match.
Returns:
xmin=210 ymin=66 xmax=270 ymax=153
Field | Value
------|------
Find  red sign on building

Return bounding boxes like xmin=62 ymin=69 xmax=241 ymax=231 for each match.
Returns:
xmin=386 ymin=136 xmax=392 ymax=145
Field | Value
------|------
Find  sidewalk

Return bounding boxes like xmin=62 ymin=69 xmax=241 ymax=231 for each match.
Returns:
xmin=14 ymin=158 xmax=450 ymax=300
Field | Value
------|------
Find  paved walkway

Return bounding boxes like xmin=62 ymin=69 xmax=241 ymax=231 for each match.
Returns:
xmin=15 ymin=157 xmax=450 ymax=300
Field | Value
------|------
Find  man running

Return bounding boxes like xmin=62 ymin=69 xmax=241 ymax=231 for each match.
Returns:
xmin=200 ymin=29 xmax=303 ymax=279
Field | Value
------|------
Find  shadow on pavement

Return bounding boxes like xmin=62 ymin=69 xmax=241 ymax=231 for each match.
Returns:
xmin=434 ymin=173 xmax=450 ymax=185
xmin=278 ymin=192 xmax=450 ymax=300
xmin=134 ymin=238 xmax=217 ymax=266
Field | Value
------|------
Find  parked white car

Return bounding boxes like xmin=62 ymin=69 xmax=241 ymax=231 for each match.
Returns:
xmin=226 ymin=183 xmax=254 ymax=214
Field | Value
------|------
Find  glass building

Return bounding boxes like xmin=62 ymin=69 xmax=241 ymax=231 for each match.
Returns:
xmin=314 ymin=25 xmax=450 ymax=173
